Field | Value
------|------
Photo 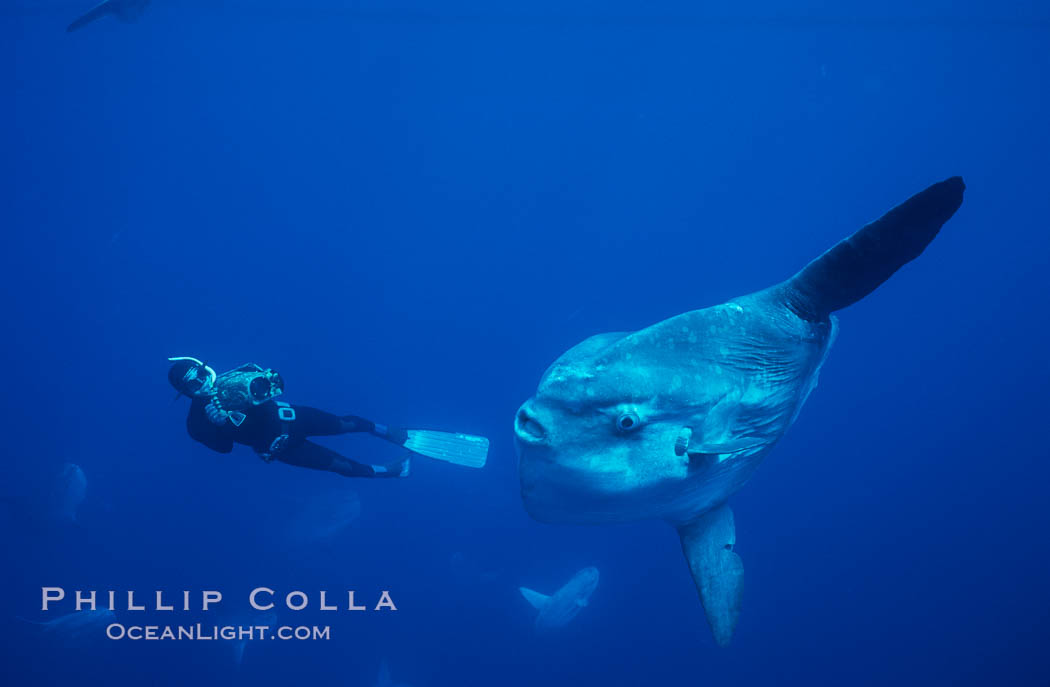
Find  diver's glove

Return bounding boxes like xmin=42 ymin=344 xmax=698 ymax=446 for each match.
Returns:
xmin=204 ymin=400 xmax=231 ymax=426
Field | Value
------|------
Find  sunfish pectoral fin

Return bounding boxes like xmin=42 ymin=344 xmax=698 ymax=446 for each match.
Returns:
xmin=676 ymin=503 xmax=744 ymax=647
xmin=688 ymin=438 xmax=764 ymax=458
xmin=677 ymin=424 xmax=761 ymax=466
xmin=518 ymin=587 xmax=551 ymax=610
xmin=686 ymin=431 xmax=766 ymax=467
xmin=689 ymin=393 xmax=768 ymax=461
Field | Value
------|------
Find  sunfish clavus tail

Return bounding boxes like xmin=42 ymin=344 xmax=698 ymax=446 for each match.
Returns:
xmin=515 ymin=177 xmax=965 ymax=647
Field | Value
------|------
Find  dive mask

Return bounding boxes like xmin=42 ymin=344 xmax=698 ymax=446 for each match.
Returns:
xmin=168 ymin=357 xmax=217 ymax=396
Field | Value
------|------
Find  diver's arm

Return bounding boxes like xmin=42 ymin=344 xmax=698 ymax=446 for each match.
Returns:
xmin=187 ymin=402 xmax=234 ymax=453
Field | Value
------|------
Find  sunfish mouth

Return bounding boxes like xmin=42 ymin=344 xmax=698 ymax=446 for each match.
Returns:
xmin=514 ymin=403 xmax=548 ymax=445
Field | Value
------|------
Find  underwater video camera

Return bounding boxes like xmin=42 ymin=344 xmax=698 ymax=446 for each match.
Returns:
xmin=211 ymin=363 xmax=285 ymax=414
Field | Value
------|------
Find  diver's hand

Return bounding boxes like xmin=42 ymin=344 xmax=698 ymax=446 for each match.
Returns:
xmin=204 ymin=400 xmax=231 ymax=426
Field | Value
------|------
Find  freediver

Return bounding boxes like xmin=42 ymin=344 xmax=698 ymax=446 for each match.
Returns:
xmin=167 ymin=358 xmax=488 ymax=479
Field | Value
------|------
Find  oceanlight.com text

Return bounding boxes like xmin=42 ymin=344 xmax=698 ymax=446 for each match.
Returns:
xmin=105 ymin=623 xmax=331 ymax=641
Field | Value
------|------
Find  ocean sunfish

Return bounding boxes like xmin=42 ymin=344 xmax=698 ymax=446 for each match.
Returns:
xmin=50 ymin=463 xmax=87 ymax=523
xmin=284 ymin=489 xmax=362 ymax=542
xmin=231 ymin=612 xmax=278 ymax=668
xmin=374 ymin=659 xmax=413 ymax=687
xmin=515 ymin=178 xmax=965 ymax=646
xmin=519 ymin=566 xmax=600 ymax=631
xmin=18 ymin=609 xmax=116 ymax=646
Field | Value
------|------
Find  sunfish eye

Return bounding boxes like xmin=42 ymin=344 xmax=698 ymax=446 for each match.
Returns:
xmin=616 ymin=411 xmax=641 ymax=433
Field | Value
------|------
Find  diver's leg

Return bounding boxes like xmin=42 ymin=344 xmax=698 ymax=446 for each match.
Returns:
xmin=279 ymin=441 xmax=409 ymax=479
xmin=289 ymin=406 xmax=377 ymax=437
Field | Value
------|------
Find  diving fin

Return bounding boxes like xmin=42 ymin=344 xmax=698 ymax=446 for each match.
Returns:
xmin=676 ymin=503 xmax=744 ymax=647
xmin=402 ymin=430 xmax=489 ymax=468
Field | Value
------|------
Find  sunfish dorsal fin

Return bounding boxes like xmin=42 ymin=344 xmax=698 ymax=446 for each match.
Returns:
xmin=67 ymin=1 xmax=116 ymax=32
xmin=676 ymin=503 xmax=744 ymax=647
xmin=783 ymin=176 xmax=964 ymax=319
xmin=518 ymin=587 xmax=551 ymax=610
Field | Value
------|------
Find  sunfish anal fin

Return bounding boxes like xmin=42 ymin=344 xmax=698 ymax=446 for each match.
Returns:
xmin=676 ymin=503 xmax=744 ymax=647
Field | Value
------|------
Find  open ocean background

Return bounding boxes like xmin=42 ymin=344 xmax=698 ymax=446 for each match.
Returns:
xmin=4 ymin=1 xmax=1049 ymax=685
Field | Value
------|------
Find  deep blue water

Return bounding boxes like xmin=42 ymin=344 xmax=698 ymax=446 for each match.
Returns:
xmin=5 ymin=1 xmax=1049 ymax=685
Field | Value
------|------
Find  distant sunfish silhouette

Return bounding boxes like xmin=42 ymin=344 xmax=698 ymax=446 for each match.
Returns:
xmin=519 ymin=567 xmax=599 ymax=631
xmin=285 ymin=489 xmax=362 ymax=541
xmin=374 ymin=658 xmax=413 ymax=687
xmin=50 ymin=463 xmax=87 ymax=522
xmin=67 ymin=0 xmax=150 ymax=32
xmin=18 ymin=609 xmax=116 ymax=645
xmin=515 ymin=178 xmax=965 ymax=646
xmin=231 ymin=612 xmax=277 ymax=668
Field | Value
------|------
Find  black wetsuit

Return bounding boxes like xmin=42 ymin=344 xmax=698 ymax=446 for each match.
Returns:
xmin=185 ymin=399 xmax=389 ymax=477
